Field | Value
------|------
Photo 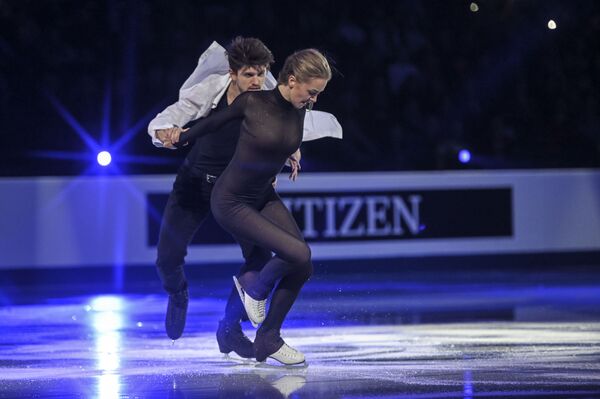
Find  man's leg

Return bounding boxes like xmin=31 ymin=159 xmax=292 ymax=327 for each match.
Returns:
xmin=156 ymin=176 xmax=210 ymax=340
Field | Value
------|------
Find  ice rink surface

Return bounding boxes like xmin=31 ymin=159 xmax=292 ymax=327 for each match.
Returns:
xmin=2 ymin=268 xmax=600 ymax=398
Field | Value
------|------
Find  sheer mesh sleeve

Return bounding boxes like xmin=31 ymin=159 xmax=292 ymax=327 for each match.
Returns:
xmin=174 ymin=92 xmax=250 ymax=147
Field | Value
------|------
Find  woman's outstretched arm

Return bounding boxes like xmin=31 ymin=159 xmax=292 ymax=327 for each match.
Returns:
xmin=173 ymin=91 xmax=251 ymax=147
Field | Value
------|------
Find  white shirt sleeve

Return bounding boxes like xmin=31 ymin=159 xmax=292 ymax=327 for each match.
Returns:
xmin=302 ymin=110 xmax=343 ymax=142
xmin=147 ymin=74 xmax=230 ymax=148
xmin=147 ymin=41 xmax=231 ymax=149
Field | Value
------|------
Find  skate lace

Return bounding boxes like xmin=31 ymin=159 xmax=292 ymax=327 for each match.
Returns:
xmin=251 ymin=297 xmax=266 ymax=318
xmin=278 ymin=343 xmax=301 ymax=359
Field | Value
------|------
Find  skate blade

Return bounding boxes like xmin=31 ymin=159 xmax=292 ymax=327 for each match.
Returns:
xmin=222 ymin=353 xmax=259 ymax=365
xmin=255 ymin=359 xmax=309 ymax=369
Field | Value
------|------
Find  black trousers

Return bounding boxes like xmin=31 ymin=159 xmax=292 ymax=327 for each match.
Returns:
xmin=155 ymin=170 xmax=271 ymax=323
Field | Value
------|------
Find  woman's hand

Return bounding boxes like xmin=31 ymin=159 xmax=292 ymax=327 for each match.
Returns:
xmin=288 ymin=149 xmax=302 ymax=181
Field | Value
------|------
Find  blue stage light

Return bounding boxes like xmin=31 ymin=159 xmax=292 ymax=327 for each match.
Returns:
xmin=97 ymin=151 xmax=112 ymax=166
xmin=458 ymin=149 xmax=471 ymax=164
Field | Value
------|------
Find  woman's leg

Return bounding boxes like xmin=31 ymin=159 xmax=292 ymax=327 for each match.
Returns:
xmin=214 ymin=198 xmax=312 ymax=300
xmin=251 ymin=197 xmax=312 ymax=362
xmin=256 ymin=197 xmax=313 ymax=331
xmin=212 ymin=190 xmax=312 ymax=362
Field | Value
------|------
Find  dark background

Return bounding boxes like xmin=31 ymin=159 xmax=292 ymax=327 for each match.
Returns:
xmin=1 ymin=0 xmax=599 ymax=177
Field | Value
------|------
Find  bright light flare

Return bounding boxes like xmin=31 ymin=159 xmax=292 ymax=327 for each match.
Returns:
xmin=458 ymin=149 xmax=471 ymax=164
xmin=90 ymin=296 xmax=124 ymax=312
xmin=548 ymin=20 xmax=557 ymax=30
xmin=97 ymin=151 xmax=112 ymax=166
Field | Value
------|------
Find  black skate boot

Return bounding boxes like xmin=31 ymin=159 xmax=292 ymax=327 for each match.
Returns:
xmin=165 ymin=285 xmax=189 ymax=340
xmin=216 ymin=320 xmax=255 ymax=358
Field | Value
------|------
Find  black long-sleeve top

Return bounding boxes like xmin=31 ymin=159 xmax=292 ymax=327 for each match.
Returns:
xmin=179 ymin=87 xmax=305 ymax=202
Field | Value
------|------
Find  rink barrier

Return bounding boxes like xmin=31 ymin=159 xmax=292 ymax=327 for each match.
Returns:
xmin=1 ymin=170 xmax=599 ymax=268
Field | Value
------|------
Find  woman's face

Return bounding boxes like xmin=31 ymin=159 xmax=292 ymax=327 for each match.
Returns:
xmin=288 ymin=76 xmax=328 ymax=109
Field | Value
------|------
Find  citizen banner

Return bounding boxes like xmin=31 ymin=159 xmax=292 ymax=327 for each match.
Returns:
xmin=146 ymin=188 xmax=512 ymax=245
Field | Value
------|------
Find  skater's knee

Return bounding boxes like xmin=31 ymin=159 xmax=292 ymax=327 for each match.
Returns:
xmin=288 ymin=258 xmax=313 ymax=282
xmin=293 ymin=243 xmax=311 ymax=265
xmin=156 ymin=245 xmax=188 ymax=272
xmin=157 ymin=236 xmax=188 ymax=262
xmin=292 ymin=245 xmax=312 ymax=282
xmin=157 ymin=252 xmax=185 ymax=270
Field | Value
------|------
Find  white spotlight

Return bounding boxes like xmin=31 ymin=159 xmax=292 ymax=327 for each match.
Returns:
xmin=470 ymin=2 xmax=479 ymax=12
xmin=548 ymin=20 xmax=557 ymax=30
xmin=97 ymin=151 xmax=112 ymax=166
xmin=458 ymin=149 xmax=471 ymax=164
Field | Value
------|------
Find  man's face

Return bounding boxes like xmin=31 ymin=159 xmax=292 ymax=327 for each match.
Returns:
xmin=230 ymin=65 xmax=268 ymax=93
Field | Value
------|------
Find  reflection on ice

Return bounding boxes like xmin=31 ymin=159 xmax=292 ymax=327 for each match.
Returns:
xmin=92 ymin=311 xmax=124 ymax=334
xmin=97 ymin=374 xmax=120 ymax=399
xmin=90 ymin=295 xmax=124 ymax=313
xmin=91 ymin=295 xmax=123 ymax=399
xmin=95 ymin=332 xmax=120 ymax=372
xmin=463 ymin=370 xmax=473 ymax=399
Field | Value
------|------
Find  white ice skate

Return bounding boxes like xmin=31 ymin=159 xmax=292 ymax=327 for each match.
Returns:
xmin=233 ymin=275 xmax=266 ymax=327
xmin=268 ymin=342 xmax=306 ymax=366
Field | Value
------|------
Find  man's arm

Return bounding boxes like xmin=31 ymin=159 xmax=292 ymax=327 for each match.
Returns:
xmin=148 ymin=41 xmax=230 ymax=148
xmin=148 ymin=74 xmax=230 ymax=148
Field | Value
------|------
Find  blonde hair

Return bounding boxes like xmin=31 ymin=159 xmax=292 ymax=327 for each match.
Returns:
xmin=277 ymin=48 xmax=331 ymax=85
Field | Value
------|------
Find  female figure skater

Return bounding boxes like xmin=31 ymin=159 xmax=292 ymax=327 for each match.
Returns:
xmin=174 ymin=48 xmax=332 ymax=365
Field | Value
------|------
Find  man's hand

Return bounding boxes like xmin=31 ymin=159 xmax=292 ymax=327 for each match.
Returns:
xmin=156 ymin=127 xmax=187 ymax=148
xmin=288 ymin=148 xmax=302 ymax=181
xmin=156 ymin=127 xmax=176 ymax=148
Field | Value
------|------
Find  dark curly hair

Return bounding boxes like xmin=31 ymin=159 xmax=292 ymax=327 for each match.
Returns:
xmin=226 ymin=36 xmax=274 ymax=72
